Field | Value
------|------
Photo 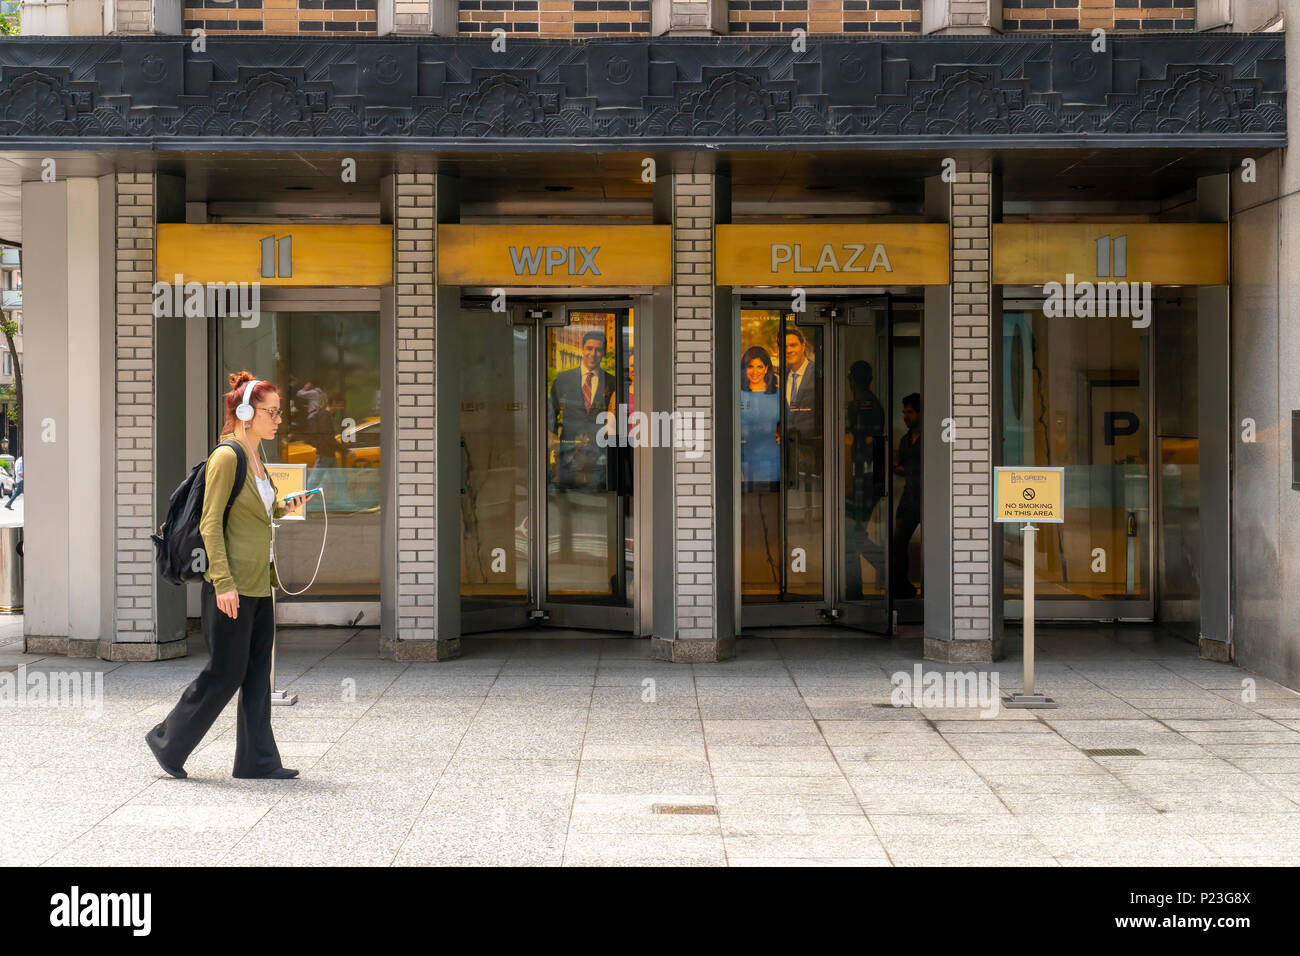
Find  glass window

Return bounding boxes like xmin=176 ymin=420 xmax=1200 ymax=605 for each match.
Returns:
xmin=1001 ymin=294 xmax=1151 ymax=606
xmin=218 ymin=309 xmax=382 ymax=599
xmin=460 ymin=309 xmax=532 ymax=611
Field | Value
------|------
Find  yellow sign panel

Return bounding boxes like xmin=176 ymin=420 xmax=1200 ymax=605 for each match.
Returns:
xmin=992 ymin=223 xmax=1228 ymax=286
xmin=157 ymin=224 xmax=393 ymax=287
xmin=994 ymin=467 xmax=1065 ymax=524
xmin=717 ymin=224 xmax=950 ymax=286
xmin=438 ymin=225 xmax=671 ymax=287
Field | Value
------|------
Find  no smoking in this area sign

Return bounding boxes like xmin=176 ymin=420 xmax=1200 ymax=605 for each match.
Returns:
xmin=994 ymin=467 xmax=1064 ymax=523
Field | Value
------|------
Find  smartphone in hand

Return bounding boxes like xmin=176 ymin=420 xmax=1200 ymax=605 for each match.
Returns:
xmin=283 ymin=487 xmax=323 ymax=506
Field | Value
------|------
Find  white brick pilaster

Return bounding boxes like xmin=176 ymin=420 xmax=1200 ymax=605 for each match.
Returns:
xmin=114 ymin=173 xmax=156 ymax=643
xmin=393 ymin=173 xmax=437 ymax=642
xmin=949 ymin=171 xmax=993 ymax=645
xmin=659 ymin=170 xmax=734 ymax=661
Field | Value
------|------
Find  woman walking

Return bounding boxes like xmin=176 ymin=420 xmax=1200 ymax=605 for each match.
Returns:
xmin=146 ymin=372 xmax=314 ymax=780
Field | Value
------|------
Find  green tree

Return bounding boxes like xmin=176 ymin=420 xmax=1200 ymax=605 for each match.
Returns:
xmin=0 ymin=11 xmax=17 ymax=36
xmin=1 ymin=314 xmax=20 ymax=453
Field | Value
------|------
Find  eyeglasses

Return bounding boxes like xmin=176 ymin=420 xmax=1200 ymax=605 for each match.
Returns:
xmin=257 ymin=407 xmax=283 ymax=422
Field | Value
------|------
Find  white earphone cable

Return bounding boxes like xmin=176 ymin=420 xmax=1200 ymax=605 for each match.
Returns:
xmin=271 ymin=488 xmax=328 ymax=597
xmin=252 ymin=434 xmax=329 ymax=597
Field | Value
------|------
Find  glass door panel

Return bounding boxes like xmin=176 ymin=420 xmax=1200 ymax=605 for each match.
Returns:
xmin=738 ymin=308 xmax=826 ymax=619
xmin=739 ymin=308 xmax=786 ymax=603
xmin=740 ymin=302 xmax=902 ymax=632
xmin=836 ymin=300 xmax=890 ymax=631
xmin=218 ymin=309 xmax=382 ymax=600
xmin=542 ymin=306 xmax=634 ymax=628
xmin=460 ymin=304 xmax=534 ymax=632
xmin=890 ymin=302 xmax=924 ymax=622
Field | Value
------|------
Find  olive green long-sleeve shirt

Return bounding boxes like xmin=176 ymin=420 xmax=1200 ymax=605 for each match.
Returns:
xmin=199 ymin=439 xmax=287 ymax=597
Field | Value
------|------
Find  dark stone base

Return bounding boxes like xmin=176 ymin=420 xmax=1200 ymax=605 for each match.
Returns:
xmin=923 ymin=635 xmax=1003 ymax=663
xmin=1198 ymin=636 xmax=1234 ymax=663
xmin=378 ymin=636 xmax=462 ymax=662
xmin=649 ymin=635 xmax=736 ymax=663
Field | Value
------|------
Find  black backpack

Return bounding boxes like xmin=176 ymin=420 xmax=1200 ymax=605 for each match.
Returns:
xmin=151 ymin=440 xmax=248 ymax=586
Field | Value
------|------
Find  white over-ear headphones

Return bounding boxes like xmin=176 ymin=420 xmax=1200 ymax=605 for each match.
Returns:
xmin=235 ymin=379 xmax=260 ymax=423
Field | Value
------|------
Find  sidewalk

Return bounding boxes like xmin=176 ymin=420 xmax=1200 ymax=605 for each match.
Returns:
xmin=2 ymin=625 xmax=1299 ymax=866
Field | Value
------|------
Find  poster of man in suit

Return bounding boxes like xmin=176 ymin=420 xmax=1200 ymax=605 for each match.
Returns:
xmin=783 ymin=326 xmax=822 ymax=489
xmin=548 ymin=330 xmax=618 ymax=491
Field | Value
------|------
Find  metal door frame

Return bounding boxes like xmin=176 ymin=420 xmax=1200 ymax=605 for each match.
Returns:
xmin=458 ymin=293 xmax=646 ymax=635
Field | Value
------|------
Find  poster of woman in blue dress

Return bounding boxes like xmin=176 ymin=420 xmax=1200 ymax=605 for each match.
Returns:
xmin=739 ymin=345 xmax=780 ymax=491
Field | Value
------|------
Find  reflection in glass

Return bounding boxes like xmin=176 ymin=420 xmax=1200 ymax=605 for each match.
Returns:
xmin=219 ymin=310 xmax=382 ymax=598
xmin=890 ymin=391 xmax=922 ymax=599
xmin=841 ymin=323 xmax=888 ymax=602
xmin=1001 ymin=298 xmax=1151 ymax=603
xmin=460 ymin=311 xmax=531 ymax=610
xmin=1154 ymin=296 xmax=1199 ymax=633
xmin=890 ymin=306 xmax=923 ymax=602
xmin=545 ymin=309 xmax=633 ymax=604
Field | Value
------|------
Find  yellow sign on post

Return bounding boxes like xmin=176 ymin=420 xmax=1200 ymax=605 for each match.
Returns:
xmin=994 ymin=466 xmax=1064 ymax=524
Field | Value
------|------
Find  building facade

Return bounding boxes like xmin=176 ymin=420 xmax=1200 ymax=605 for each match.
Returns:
xmin=6 ymin=0 xmax=1299 ymax=690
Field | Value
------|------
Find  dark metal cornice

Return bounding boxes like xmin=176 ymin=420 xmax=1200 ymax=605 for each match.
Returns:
xmin=0 ymin=34 xmax=1285 ymax=151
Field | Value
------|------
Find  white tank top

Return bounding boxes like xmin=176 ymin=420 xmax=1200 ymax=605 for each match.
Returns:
xmin=255 ymin=473 xmax=275 ymax=561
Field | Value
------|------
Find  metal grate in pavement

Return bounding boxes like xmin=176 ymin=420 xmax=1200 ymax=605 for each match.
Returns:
xmin=1082 ymin=747 xmax=1145 ymax=757
xmin=652 ymin=804 xmax=717 ymax=815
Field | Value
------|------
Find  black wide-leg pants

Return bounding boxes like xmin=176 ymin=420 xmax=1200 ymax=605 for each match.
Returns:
xmin=147 ymin=580 xmax=284 ymax=776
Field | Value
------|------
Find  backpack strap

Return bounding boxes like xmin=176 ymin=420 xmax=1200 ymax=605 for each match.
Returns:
xmin=218 ymin=439 xmax=248 ymax=532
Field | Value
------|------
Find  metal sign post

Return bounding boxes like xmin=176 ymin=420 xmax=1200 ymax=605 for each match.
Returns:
xmin=1004 ymin=522 xmax=1055 ymax=709
xmin=270 ymin=578 xmax=297 ymax=706
xmin=994 ymin=467 xmax=1062 ymax=710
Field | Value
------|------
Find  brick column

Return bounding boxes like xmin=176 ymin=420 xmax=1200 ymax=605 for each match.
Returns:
xmin=394 ymin=0 xmax=458 ymax=33
xmin=652 ymin=0 xmax=728 ymax=35
xmin=116 ymin=0 xmax=183 ymax=33
xmin=651 ymin=172 xmax=735 ymax=663
xmin=111 ymin=173 xmax=172 ymax=657
xmin=379 ymin=173 xmax=459 ymax=661
xmin=925 ymin=170 xmax=1000 ymax=662
xmin=1080 ymin=0 xmax=1115 ymax=31
xmin=923 ymin=0 xmax=1002 ymax=34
